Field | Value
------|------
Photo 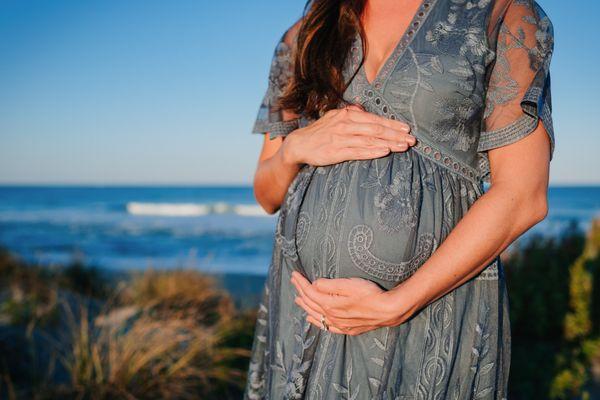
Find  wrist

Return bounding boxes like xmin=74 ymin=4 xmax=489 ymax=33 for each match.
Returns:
xmin=379 ymin=281 xmax=425 ymax=327
xmin=280 ymin=129 xmax=304 ymax=166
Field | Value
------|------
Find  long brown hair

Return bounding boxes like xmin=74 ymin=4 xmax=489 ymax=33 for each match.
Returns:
xmin=278 ymin=0 xmax=367 ymax=121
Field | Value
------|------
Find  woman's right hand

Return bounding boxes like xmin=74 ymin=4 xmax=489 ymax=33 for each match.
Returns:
xmin=281 ymin=105 xmax=416 ymax=167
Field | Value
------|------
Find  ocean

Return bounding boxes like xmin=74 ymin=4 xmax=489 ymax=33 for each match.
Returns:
xmin=0 ymin=185 xmax=598 ymax=275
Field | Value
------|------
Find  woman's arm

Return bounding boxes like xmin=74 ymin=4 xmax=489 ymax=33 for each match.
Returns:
xmin=290 ymin=122 xmax=551 ymax=335
xmin=253 ymin=134 xmax=301 ymax=215
xmin=381 ymin=121 xmax=551 ymax=323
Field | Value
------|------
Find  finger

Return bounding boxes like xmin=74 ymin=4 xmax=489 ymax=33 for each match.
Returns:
xmin=294 ymin=278 xmax=342 ymax=319
xmin=296 ymin=282 xmax=353 ymax=324
xmin=339 ymin=121 xmax=416 ymax=144
xmin=293 ymin=273 xmax=333 ymax=314
xmin=345 ymin=108 xmax=412 ymax=133
xmin=306 ymin=315 xmax=347 ymax=335
xmin=313 ymin=278 xmax=352 ymax=296
xmin=340 ymin=134 xmax=411 ymax=153
xmin=294 ymin=296 xmax=323 ymax=321
xmin=313 ymin=277 xmax=383 ymax=298
xmin=352 ymin=110 xmax=412 ymax=134
xmin=296 ymin=282 xmax=376 ymax=321
xmin=294 ymin=277 xmax=369 ymax=323
xmin=305 ymin=314 xmax=375 ymax=336
xmin=292 ymin=272 xmax=339 ymax=311
xmin=291 ymin=274 xmax=328 ymax=316
xmin=335 ymin=146 xmax=392 ymax=161
xmin=344 ymin=103 xmax=365 ymax=112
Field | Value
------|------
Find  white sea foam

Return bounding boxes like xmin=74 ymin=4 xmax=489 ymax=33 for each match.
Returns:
xmin=233 ymin=204 xmax=270 ymax=217
xmin=126 ymin=202 xmax=211 ymax=216
xmin=126 ymin=202 xmax=270 ymax=217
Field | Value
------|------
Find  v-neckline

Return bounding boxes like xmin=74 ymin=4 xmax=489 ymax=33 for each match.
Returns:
xmin=356 ymin=0 xmax=437 ymax=89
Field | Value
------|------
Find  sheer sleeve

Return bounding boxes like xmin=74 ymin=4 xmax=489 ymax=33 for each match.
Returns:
xmin=251 ymin=28 xmax=301 ymax=140
xmin=477 ymin=0 xmax=555 ymax=183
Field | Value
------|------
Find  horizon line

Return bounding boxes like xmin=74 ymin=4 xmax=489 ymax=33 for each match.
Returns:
xmin=1 ymin=182 xmax=600 ymax=188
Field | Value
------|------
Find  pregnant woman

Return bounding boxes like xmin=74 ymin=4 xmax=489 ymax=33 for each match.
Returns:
xmin=246 ymin=0 xmax=554 ymax=398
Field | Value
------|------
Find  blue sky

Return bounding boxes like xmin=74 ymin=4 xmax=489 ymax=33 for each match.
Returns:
xmin=0 ymin=0 xmax=597 ymax=185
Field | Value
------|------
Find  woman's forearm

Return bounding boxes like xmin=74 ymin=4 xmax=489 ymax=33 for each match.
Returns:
xmin=253 ymin=135 xmax=303 ymax=214
xmin=384 ymin=180 xmax=549 ymax=321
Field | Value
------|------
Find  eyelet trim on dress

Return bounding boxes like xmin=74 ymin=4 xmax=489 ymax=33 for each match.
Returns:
xmin=413 ymin=137 xmax=483 ymax=184
xmin=358 ymin=87 xmax=484 ymax=185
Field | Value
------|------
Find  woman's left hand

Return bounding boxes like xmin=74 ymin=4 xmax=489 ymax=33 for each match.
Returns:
xmin=290 ymin=271 xmax=413 ymax=336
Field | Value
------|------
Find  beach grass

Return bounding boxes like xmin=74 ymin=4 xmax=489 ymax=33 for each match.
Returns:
xmin=0 ymin=252 xmax=254 ymax=399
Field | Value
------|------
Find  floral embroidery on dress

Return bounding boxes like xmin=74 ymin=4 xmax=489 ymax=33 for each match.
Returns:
xmin=483 ymin=0 xmax=554 ymax=119
xmin=333 ymin=352 xmax=360 ymax=400
xmin=265 ymin=41 xmax=293 ymax=106
xmin=431 ymin=90 xmax=482 ymax=152
xmin=387 ymin=50 xmax=444 ymax=128
xmin=425 ymin=0 xmax=492 ymax=60
xmin=422 ymin=0 xmax=492 ymax=153
xmin=468 ymin=302 xmax=497 ymax=399
xmin=360 ymin=154 xmax=421 ymax=233
xmin=477 ymin=0 xmax=555 ymax=183
xmin=252 ymin=36 xmax=300 ymax=139
xmin=245 ymin=0 xmax=553 ymax=398
xmin=481 ymin=24 xmax=520 ymax=120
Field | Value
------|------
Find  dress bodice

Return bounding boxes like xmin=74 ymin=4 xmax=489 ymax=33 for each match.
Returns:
xmin=342 ymin=0 xmax=554 ymax=186
xmin=342 ymin=0 xmax=495 ymax=183
xmin=252 ymin=0 xmax=555 ymax=186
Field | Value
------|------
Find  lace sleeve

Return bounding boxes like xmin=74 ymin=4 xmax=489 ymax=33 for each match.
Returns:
xmin=477 ymin=0 xmax=555 ymax=183
xmin=251 ymin=31 xmax=301 ymax=140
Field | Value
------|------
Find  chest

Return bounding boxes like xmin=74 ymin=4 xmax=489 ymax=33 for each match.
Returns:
xmin=341 ymin=0 xmax=497 ymax=158
xmin=360 ymin=0 xmax=426 ymax=84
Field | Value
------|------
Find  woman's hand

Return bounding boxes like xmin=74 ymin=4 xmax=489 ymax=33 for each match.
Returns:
xmin=252 ymin=104 xmax=414 ymax=214
xmin=290 ymin=271 xmax=415 ymax=336
xmin=281 ymin=105 xmax=416 ymax=167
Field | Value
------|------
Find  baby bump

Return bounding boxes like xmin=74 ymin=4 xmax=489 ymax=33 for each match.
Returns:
xmin=295 ymin=150 xmax=481 ymax=290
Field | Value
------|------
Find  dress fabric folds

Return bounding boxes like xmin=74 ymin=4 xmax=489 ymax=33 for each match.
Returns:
xmin=245 ymin=0 xmax=555 ymax=398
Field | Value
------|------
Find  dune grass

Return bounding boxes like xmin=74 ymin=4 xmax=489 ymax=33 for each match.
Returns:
xmin=0 ymin=253 xmax=254 ymax=400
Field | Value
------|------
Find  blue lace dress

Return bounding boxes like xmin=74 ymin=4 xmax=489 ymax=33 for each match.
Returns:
xmin=246 ymin=0 xmax=555 ymax=398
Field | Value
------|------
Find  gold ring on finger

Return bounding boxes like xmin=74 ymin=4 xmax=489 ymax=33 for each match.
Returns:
xmin=320 ymin=314 xmax=329 ymax=332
